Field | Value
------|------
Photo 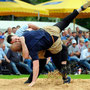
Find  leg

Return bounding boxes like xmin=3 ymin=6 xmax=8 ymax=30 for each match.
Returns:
xmin=17 ymin=62 xmax=32 ymax=74
xmin=54 ymin=9 xmax=79 ymax=31
xmin=24 ymin=59 xmax=47 ymax=84
xmin=80 ymin=60 xmax=90 ymax=71
xmin=54 ymin=1 xmax=90 ymax=31
xmin=10 ymin=61 xmax=21 ymax=75
xmin=24 ymin=59 xmax=32 ymax=69
xmin=51 ymin=45 xmax=71 ymax=83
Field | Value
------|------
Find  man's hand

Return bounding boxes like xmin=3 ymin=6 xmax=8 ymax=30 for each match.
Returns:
xmin=19 ymin=36 xmax=25 ymax=44
xmin=28 ymin=81 xmax=35 ymax=87
xmin=70 ymin=52 xmax=74 ymax=56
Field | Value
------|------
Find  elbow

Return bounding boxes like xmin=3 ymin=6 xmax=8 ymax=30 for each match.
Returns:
xmin=23 ymin=55 xmax=29 ymax=59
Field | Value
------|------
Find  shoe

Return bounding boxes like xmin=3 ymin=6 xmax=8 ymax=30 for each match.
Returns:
xmin=81 ymin=1 xmax=90 ymax=10
xmin=24 ymin=79 xmax=31 ymax=84
xmin=16 ymin=73 xmax=21 ymax=75
xmin=63 ymin=76 xmax=71 ymax=84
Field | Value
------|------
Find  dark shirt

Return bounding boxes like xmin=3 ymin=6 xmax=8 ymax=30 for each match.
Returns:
xmin=7 ymin=49 xmax=22 ymax=63
xmin=23 ymin=29 xmax=53 ymax=60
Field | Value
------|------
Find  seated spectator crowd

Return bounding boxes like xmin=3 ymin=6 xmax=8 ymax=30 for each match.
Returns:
xmin=0 ymin=26 xmax=90 ymax=75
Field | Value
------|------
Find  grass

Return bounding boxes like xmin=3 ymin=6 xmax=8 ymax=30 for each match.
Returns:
xmin=0 ymin=74 xmax=90 ymax=79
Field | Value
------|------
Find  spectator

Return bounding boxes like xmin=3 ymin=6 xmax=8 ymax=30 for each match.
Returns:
xmin=4 ymin=27 xmax=14 ymax=48
xmin=75 ymin=30 xmax=85 ymax=44
xmin=83 ymin=38 xmax=89 ymax=49
xmin=2 ymin=44 xmax=9 ymax=55
xmin=16 ymin=25 xmax=20 ymax=30
xmin=79 ymin=44 xmax=90 ymax=71
xmin=61 ymin=31 xmax=67 ymax=40
xmin=76 ymin=27 xmax=80 ymax=33
xmin=84 ymin=33 xmax=90 ymax=40
xmin=72 ymin=31 xmax=77 ymax=39
xmin=67 ymin=28 xmax=71 ymax=35
xmin=68 ymin=39 xmax=80 ymax=62
xmin=77 ymin=38 xmax=85 ymax=52
xmin=0 ymin=35 xmax=5 ymax=44
xmin=7 ymin=49 xmax=32 ymax=75
xmin=12 ymin=27 xmax=17 ymax=34
xmin=0 ymin=46 xmax=10 ymax=73
xmin=65 ymin=36 xmax=73 ymax=47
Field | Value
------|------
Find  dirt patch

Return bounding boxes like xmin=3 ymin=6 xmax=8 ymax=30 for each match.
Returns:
xmin=0 ymin=78 xmax=90 ymax=90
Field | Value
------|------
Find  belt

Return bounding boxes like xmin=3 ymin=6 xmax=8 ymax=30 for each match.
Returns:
xmin=51 ymin=35 xmax=58 ymax=44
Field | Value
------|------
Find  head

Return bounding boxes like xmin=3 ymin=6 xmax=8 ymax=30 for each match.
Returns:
xmin=12 ymin=27 xmax=17 ymax=34
xmin=79 ymin=38 xmax=84 ymax=46
xmin=72 ymin=39 xmax=77 ymax=47
xmin=85 ymin=33 xmax=89 ymax=39
xmin=84 ymin=38 xmax=89 ymax=47
xmin=72 ymin=32 xmax=76 ymax=37
xmin=16 ymin=25 xmax=20 ymax=30
xmin=7 ymin=35 xmax=20 ymax=44
xmin=62 ymin=31 xmax=65 ymax=36
xmin=67 ymin=28 xmax=71 ymax=34
xmin=7 ymin=27 xmax=12 ymax=35
xmin=1 ymin=44 xmax=5 ymax=50
xmin=0 ymin=35 xmax=5 ymax=44
xmin=76 ymin=27 xmax=80 ymax=32
xmin=78 ymin=30 xmax=83 ymax=38
xmin=10 ymin=42 xmax=22 ymax=52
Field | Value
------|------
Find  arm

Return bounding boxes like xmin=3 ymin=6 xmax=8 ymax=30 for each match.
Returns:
xmin=20 ymin=37 xmax=29 ymax=59
xmin=28 ymin=24 xmax=40 ymax=30
xmin=74 ymin=51 xmax=80 ymax=56
xmin=4 ymin=55 xmax=10 ymax=63
xmin=29 ymin=60 xmax=39 ymax=87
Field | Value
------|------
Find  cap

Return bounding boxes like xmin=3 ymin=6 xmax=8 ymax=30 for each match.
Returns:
xmin=84 ymin=38 xmax=89 ymax=42
xmin=72 ymin=39 xmax=76 ymax=44
xmin=78 ymin=30 xmax=82 ymax=34
xmin=88 ymin=44 xmax=90 ymax=48
xmin=0 ymin=35 xmax=5 ymax=39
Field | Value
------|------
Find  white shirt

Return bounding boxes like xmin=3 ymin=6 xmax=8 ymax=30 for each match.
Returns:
xmin=15 ymin=25 xmax=28 ymax=37
xmin=68 ymin=45 xmax=80 ymax=55
xmin=80 ymin=49 xmax=90 ymax=60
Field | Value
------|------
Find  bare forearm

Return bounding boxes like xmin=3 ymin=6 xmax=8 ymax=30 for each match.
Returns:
xmin=4 ymin=56 xmax=10 ymax=63
xmin=74 ymin=52 xmax=80 ymax=56
xmin=21 ymin=42 xmax=29 ymax=59
xmin=28 ymin=24 xmax=40 ymax=30
xmin=20 ymin=37 xmax=29 ymax=59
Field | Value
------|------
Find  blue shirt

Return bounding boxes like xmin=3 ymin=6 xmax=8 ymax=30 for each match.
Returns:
xmin=0 ymin=48 xmax=5 ymax=60
xmin=23 ymin=29 xmax=53 ymax=60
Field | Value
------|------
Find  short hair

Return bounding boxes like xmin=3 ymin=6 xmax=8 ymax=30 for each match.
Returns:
xmin=7 ymin=35 xmax=13 ymax=43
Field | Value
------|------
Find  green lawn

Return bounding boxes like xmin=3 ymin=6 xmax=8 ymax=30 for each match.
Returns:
xmin=0 ymin=74 xmax=90 ymax=79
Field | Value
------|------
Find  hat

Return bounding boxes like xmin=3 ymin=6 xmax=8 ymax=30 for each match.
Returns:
xmin=88 ymin=44 xmax=90 ymax=48
xmin=72 ymin=39 xmax=76 ymax=44
xmin=84 ymin=38 xmax=89 ymax=42
xmin=0 ymin=35 xmax=5 ymax=39
xmin=78 ymin=30 xmax=82 ymax=34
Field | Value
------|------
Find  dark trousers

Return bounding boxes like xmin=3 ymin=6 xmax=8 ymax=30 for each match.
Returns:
xmin=54 ymin=9 xmax=79 ymax=31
